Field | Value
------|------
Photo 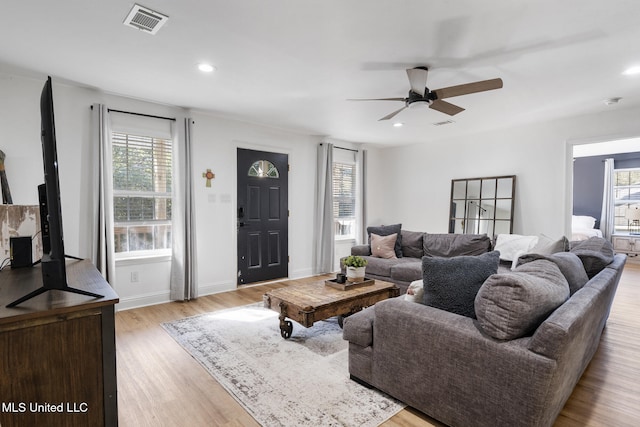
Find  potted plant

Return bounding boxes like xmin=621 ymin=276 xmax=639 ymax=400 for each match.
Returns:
xmin=343 ymin=255 xmax=368 ymax=282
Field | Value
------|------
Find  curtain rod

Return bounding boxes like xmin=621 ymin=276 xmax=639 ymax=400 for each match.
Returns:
xmin=320 ymin=143 xmax=358 ymax=153
xmin=89 ymin=105 xmax=176 ymax=122
xmin=108 ymin=108 xmax=176 ymax=122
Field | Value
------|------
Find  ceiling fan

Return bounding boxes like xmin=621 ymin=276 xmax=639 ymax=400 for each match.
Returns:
xmin=349 ymin=67 xmax=503 ymax=121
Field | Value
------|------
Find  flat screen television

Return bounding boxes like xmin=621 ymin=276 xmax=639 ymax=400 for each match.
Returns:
xmin=7 ymin=76 xmax=102 ymax=307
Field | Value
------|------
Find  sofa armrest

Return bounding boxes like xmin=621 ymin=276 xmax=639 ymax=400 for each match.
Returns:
xmin=351 ymin=245 xmax=371 ymax=256
xmin=343 ymin=306 xmax=375 ymax=347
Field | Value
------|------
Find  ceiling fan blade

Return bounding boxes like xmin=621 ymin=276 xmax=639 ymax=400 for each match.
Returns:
xmin=406 ymin=67 xmax=428 ymax=96
xmin=378 ymin=106 xmax=407 ymax=121
xmin=429 ymin=100 xmax=465 ymax=116
xmin=347 ymin=97 xmax=406 ymax=101
xmin=432 ymin=78 xmax=503 ymax=99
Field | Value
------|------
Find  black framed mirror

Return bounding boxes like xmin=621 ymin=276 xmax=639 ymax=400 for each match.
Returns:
xmin=449 ymin=175 xmax=515 ymax=238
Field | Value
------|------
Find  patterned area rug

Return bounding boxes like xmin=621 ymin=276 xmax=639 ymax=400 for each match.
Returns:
xmin=162 ymin=303 xmax=404 ymax=427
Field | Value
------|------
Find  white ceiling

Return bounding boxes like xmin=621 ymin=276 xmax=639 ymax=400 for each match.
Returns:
xmin=1 ymin=0 xmax=639 ymax=146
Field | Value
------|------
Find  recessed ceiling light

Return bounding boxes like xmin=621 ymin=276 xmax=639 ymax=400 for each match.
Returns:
xmin=393 ymin=122 xmax=404 ymax=127
xmin=622 ymin=65 xmax=640 ymax=76
xmin=198 ymin=63 xmax=215 ymax=73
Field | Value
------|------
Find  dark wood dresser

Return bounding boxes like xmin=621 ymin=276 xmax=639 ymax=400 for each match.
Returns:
xmin=0 ymin=259 xmax=119 ymax=427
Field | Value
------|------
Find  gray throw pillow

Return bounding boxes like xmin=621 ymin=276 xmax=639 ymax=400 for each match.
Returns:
xmin=475 ymin=259 xmax=570 ymax=340
xmin=518 ymin=252 xmax=589 ymax=295
xmin=422 ymin=251 xmax=500 ymax=319
xmin=400 ymin=230 xmax=424 ymax=258
xmin=367 ymin=224 xmax=402 ymax=257
xmin=423 ymin=233 xmax=491 ymax=258
xmin=570 ymin=237 xmax=614 ymax=278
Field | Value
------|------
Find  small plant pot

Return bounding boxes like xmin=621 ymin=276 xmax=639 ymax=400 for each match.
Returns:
xmin=346 ymin=266 xmax=366 ymax=282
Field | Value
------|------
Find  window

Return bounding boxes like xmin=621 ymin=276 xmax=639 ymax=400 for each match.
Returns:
xmin=248 ymin=160 xmax=279 ymax=178
xmin=332 ymin=162 xmax=356 ymax=239
xmin=112 ymin=132 xmax=172 ymax=254
xmin=614 ymin=168 xmax=640 ymax=233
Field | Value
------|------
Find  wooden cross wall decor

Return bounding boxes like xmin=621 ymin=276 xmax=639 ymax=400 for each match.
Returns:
xmin=202 ymin=169 xmax=215 ymax=187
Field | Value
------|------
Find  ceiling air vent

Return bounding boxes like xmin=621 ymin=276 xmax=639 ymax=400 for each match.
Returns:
xmin=432 ymin=120 xmax=455 ymax=127
xmin=123 ymin=4 xmax=169 ymax=35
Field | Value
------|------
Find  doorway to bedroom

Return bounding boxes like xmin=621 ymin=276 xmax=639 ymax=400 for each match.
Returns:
xmin=571 ymin=138 xmax=640 ymax=245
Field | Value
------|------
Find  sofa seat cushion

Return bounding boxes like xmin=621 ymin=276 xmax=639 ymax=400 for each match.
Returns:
xmin=362 ymin=256 xmax=415 ymax=277
xmin=570 ymin=237 xmax=614 ymax=278
xmin=422 ymin=251 xmax=500 ymax=318
xmin=390 ymin=261 xmax=422 ymax=284
xmin=423 ymin=233 xmax=491 ymax=258
xmin=367 ymin=224 xmax=402 ymax=257
xmin=475 ymin=259 xmax=570 ymax=340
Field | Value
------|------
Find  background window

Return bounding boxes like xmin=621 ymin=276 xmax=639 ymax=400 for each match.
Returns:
xmin=332 ymin=162 xmax=356 ymax=239
xmin=112 ymin=132 xmax=172 ymax=254
xmin=614 ymin=168 xmax=640 ymax=233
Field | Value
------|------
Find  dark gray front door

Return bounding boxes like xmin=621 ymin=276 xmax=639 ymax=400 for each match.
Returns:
xmin=237 ymin=148 xmax=288 ymax=285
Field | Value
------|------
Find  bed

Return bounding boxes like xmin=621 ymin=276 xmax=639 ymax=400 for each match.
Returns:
xmin=571 ymin=215 xmax=603 ymax=241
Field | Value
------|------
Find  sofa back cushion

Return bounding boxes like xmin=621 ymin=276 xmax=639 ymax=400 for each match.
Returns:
xmin=422 ymin=251 xmax=500 ymax=318
xmin=423 ymin=233 xmax=491 ymax=258
xmin=367 ymin=224 xmax=403 ymax=257
xmin=518 ymin=252 xmax=589 ymax=295
xmin=400 ymin=230 xmax=424 ymax=258
xmin=570 ymin=237 xmax=614 ymax=278
xmin=475 ymin=260 xmax=570 ymax=340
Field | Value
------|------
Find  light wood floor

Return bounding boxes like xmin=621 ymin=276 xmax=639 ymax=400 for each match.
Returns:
xmin=116 ymin=265 xmax=640 ymax=427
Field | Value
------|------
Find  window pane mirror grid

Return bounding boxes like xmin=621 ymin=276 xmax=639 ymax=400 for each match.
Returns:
xmin=449 ymin=175 xmax=515 ymax=237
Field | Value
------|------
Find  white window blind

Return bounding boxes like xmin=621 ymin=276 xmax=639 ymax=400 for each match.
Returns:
xmin=112 ymin=132 xmax=172 ymax=254
xmin=614 ymin=168 xmax=640 ymax=232
xmin=332 ymin=161 xmax=356 ymax=238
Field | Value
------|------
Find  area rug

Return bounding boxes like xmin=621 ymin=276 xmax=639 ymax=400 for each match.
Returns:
xmin=162 ymin=303 xmax=405 ymax=427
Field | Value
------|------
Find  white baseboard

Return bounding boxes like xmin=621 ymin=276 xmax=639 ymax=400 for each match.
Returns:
xmin=116 ymin=290 xmax=171 ymax=311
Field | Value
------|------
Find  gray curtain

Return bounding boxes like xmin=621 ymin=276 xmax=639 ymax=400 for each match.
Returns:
xmin=600 ymin=158 xmax=615 ymax=240
xmin=314 ymin=143 xmax=334 ymax=273
xmin=356 ymin=149 xmax=367 ymax=245
xmin=91 ymin=104 xmax=116 ymax=285
xmin=170 ymin=118 xmax=198 ymax=300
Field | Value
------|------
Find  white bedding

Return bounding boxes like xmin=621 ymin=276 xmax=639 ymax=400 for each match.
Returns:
xmin=571 ymin=227 xmax=603 ymax=241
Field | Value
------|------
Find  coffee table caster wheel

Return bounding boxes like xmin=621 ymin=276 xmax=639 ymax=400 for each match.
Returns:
xmin=280 ymin=320 xmax=293 ymax=339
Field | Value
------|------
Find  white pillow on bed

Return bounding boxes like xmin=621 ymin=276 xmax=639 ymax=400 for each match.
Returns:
xmin=572 ymin=215 xmax=596 ymax=230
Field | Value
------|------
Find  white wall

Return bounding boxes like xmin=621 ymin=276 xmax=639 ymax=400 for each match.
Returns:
xmin=189 ymin=112 xmax=319 ymax=295
xmin=365 ymin=106 xmax=640 ymax=238
xmin=0 ymin=70 xmax=320 ymax=310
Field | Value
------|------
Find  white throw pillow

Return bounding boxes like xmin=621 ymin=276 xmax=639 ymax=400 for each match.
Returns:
xmin=494 ymin=234 xmax=539 ymax=263
xmin=404 ymin=279 xmax=424 ymax=303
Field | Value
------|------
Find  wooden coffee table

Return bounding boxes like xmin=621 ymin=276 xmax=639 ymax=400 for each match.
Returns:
xmin=263 ymin=278 xmax=399 ymax=339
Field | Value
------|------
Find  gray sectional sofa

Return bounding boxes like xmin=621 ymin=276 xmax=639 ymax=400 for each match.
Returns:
xmin=347 ymin=229 xmax=492 ymax=293
xmin=343 ymin=238 xmax=626 ymax=427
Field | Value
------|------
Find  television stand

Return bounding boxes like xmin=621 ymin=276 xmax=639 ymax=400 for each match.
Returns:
xmin=6 ymin=255 xmax=104 ymax=308
xmin=6 ymin=284 xmax=103 ymax=308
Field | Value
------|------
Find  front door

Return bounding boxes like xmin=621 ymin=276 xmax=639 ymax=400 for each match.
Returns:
xmin=237 ymin=148 xmax=288 ymax=285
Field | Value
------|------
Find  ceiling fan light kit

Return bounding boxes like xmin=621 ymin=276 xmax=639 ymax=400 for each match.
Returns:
xmin=350 ymin=67 xmax=503 ymax=122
